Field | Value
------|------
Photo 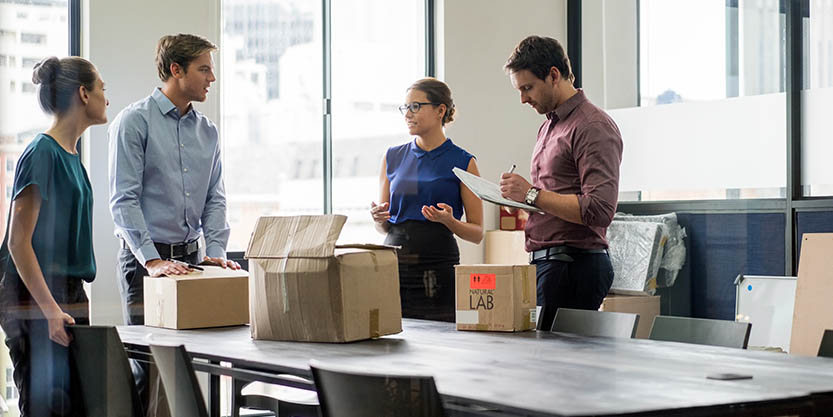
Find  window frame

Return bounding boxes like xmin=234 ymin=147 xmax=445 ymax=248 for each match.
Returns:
xmin=225 ymin=0 xmax=434 ymax=261
xmin=570 ymin=0 xmax=821 ymax=276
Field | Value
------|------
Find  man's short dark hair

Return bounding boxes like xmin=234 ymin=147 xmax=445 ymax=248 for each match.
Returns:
xmin=504 ymin=35 xmax=574 ymax=83
xmin=156 ymin=33 xmax=217 ymax=82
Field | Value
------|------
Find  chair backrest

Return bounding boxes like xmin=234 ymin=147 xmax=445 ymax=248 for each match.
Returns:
xmin=551 ymin=308 xmax=640 ymax=338
xmin=649 ymin=316 xmax=751 ymax=349
xmin=149 ymin=344 xmax=209 ymax=417
xmin=67 ymin=325 xmax=143 ymax=417
xmin=310 ymin=360 xmax=446 ymax=417
xmin=818 ymin=329 xmax=833 ymax=357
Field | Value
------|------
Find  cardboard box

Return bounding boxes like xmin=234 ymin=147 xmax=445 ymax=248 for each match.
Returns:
xmin=245 ymin=215 xmax=402 ymax=342
xmin=600 ymin=294 xmax=659 ymax=339
xmin=455 ymin=264 xmax=536 ymax=332
xmin=790 ymin=233 xmax=833 ymax=356
xmin=499 ymin=207 xmax=529 ymax=230
xmin=144 ymin=266 xmax=249 ymax=329
xmin=484 ymin=230 xmax=529 ymax=265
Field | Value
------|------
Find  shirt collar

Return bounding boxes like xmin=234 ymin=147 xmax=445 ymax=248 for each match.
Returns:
xmin=151 ymin=87 xmax=193 ymax=118
xmin=411 ymin=138 xmax=453 ymax=159
xmin=548 ymin=89 xmax=586 ymax=121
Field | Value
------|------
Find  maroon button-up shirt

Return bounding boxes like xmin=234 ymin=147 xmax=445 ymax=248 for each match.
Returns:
xmin=525 ymin=90 xmax=623 ymax=251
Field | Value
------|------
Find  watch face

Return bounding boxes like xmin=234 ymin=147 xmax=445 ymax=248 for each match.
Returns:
xmin=525 ymin=187 xmax=539 ymax=205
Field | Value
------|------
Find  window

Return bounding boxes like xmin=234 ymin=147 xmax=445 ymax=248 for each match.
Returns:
xmin=801 ymin=0 xmax=833 ymax=196
xmin=221 ymin=0 xmax=323 ymax=251
xmin=586 ymin=0 xmax=786 ymax=201
xmin=221 ymin=0 xmax=429 ymax=249
xmin=21 ymin=57 xmax=40 ymax=69
xmin=639 ymin=0 xmax=784 ymax=106
xmin=0 ymin=3 xmax=69 ymax=415
xmin=20 ymin=32 xmax=46 ymax=45
xmin=330 ymin=0 xmax=426 ymax=244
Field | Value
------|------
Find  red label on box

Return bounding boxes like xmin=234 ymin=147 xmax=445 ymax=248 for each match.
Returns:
xmin=470 ymin=273 xmax=496 ymax=290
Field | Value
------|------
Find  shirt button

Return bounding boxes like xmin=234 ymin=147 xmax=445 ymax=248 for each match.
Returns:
xmin=183 ymin=168 xmax=188 ymax=173
xmin=181 ymin=144 xmax=185 ymax=148
xmin=186 ymin=192 xmax=191 ymax=197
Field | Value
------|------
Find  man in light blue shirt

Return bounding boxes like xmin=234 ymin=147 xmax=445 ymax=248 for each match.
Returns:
xmin=108 ymin=33 xmax=240 ymax=411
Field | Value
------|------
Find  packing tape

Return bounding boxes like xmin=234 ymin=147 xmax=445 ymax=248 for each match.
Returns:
xmin=279 ymin=258 xmax=290 ymax=313
xmin=475 ymin=324 xmax=490 ymax=331
xmin=157 ymin=299 xmax=165 ymax=327
xmin=369 ymin=308 xmax=380 ymax=338
xmin=521 ymin=267 xmax=531 ymax=304
xmin=156 ymin=281 xmax=165 ymax=327
xmin=369 ymin=252 xmax=379 ymax=273
xmin=276 ymin=215 xmax=302 ymax=314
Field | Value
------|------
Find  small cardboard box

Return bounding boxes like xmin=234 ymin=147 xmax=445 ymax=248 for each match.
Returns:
xmin=245 ymin=215 xmax=402 ymax=342
xmin=499 ymin=207 xmax=529 ymax=230
xmin=143 ymin=266 xmax=249 ymax=329
xmin=455 ymin=264 xmax=536 ymax=332
xmin=484 ymin=230 xmax=528 ymax=265
xmin=600 ymin=294 xmax=659 ymax=339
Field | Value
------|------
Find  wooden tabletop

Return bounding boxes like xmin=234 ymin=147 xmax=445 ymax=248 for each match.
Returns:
xmin=118 ymin=319 xmax=833 ymax=416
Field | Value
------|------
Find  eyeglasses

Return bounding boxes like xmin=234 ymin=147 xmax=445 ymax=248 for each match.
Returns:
xmin=398 ymin=102 xmax=438 ymax=115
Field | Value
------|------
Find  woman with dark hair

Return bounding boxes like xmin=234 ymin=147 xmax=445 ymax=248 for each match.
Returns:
xmin=371 ymin=78 xmax=483 ymax=322
xmin=0 ymin=56 xmax=108 ymax=416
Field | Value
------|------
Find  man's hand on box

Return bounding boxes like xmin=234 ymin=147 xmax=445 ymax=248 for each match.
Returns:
xmin=146 ymin=259 xmax=191 ymax=277
xmin=203 ymin=256 xmax=241 ymax=270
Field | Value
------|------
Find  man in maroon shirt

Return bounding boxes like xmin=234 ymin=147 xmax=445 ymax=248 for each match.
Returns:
xmin=499 ymin=36 xmax=623 ymax=332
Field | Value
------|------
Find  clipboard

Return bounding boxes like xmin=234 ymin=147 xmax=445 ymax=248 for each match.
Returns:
xmin=453 ymin=167 xmax=543 ymax=213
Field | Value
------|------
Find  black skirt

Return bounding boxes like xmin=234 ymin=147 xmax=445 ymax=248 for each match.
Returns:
xmin=384 ymin=220 xmax=460 ymax=322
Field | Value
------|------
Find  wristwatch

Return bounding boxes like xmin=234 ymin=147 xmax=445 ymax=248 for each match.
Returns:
xmin=524 ymin=186 xmax=541 ymax=206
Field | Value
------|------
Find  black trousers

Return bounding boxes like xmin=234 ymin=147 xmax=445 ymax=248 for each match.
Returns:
xmin=533 ymin=252 xmax=615 ymax=331
xmin=117 ymin=245 xmax=199 ymax=415
xmin=384 ymin=220 xmax=459 ymax=322
xmin=0 ymin=277 xmax=89 ymax=417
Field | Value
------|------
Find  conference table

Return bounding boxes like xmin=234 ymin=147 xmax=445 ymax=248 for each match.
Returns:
xmin=117 ymin=319 xmax=833 ymax=416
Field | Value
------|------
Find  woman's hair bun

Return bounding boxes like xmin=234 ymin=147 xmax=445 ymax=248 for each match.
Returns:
xmin=32 ymin=56 xmax=60 ymax=85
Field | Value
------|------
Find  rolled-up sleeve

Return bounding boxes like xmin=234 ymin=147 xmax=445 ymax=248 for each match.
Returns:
xmin=108 ymin=110 xmax=160 ymax=265
xmin=200 ymin=139 xmax=230 ymax=259
xmin=574 ymin=121 xmax=623 ymax=228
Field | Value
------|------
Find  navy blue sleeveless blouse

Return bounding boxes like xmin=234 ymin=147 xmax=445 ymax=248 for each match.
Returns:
xmin=386 ymin=138 xmax=474 ymax=224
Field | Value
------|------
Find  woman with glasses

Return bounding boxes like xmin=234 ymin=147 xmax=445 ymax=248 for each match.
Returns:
xmin=0 ymin=56 xmax=108 ymax=416
xmin=370 ymin=78 xmax=483 ymax=322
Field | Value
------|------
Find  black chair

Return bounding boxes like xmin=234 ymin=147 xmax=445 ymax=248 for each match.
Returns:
xmin=149 ymin=343 xmax=209 ymax=417
xmin=649 ymin=316 xmax=751 ymax=349
xmin=310 ymin=360 xmax=446 ymax=417
xmin=234 ymin=377 xmax=319 ymax=417
xmin=67 ymin=325 xmax=144 ymax=417
xmin=818 ymin=329 xmax=833 ymax=357
xmin=551 ymin=308 xmax=640 ymax=338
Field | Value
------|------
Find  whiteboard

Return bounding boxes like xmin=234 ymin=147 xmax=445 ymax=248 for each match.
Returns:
xmin=735 ymin=275 xmax=797 ymax=352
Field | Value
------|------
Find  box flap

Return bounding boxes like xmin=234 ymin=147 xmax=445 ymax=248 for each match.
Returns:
xmin=335 ymin=243 xmax=400 ymax=250
xmin=245 ymin=215 xmax=346 ymax=259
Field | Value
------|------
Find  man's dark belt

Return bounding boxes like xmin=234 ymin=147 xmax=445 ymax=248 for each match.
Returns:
xmin=530 ymin=245 xmax=608 ymax=263
xmin=153 ymin=239 xmax=200 ymax=260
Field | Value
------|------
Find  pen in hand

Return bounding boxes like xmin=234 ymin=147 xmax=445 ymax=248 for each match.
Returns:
xmin=507 ymin=164 xmax=516 ymax=175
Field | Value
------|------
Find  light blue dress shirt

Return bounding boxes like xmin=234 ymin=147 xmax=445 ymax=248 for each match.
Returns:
xmin=108 ymin=88 xmax=230 ymax=265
